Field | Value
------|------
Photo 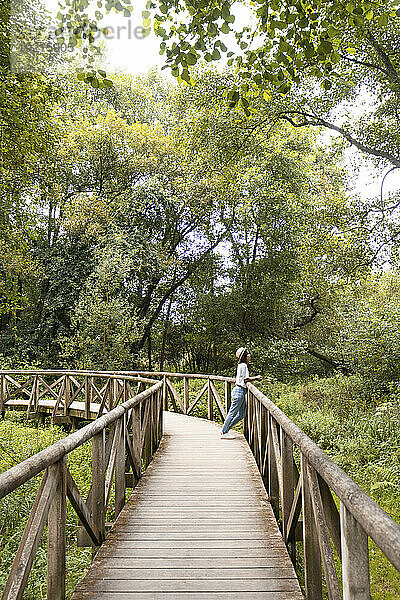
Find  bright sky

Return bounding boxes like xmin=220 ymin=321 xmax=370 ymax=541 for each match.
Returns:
xmin=42 ymin=0 xmax=399 ymax=202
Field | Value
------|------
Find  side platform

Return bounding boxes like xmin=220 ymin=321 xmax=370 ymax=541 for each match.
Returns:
xmin=71 ymin=412 xmax=303 ymax=599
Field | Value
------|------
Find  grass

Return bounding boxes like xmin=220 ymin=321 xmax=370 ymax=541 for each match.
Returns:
xmin=0 ymin=412 xmax=95 ymax=599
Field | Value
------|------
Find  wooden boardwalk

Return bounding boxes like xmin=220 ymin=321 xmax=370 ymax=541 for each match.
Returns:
xmin=72 ymin=412 xmax=303 ymax=600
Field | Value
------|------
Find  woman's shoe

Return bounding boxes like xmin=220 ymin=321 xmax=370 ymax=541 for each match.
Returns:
xmin=220 ymin=431 xmax=236 ymax=439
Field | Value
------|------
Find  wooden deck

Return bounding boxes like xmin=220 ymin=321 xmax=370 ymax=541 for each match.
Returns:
xmin=71 ymin=412 xmax=303 ymax=600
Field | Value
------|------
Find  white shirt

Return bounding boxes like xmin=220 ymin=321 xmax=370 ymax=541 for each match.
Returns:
xmin=236 ymin=363 xmax=249 ymax=388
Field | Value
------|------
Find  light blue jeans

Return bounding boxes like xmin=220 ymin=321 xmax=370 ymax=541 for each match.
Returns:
xmin=222 ymin=385 xmax=247 ymax=433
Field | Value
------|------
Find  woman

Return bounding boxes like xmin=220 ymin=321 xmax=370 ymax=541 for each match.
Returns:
xmin=220 ymin=347 xmax=262 ymax=439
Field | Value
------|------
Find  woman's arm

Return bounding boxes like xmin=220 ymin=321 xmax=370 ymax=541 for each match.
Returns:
xmin=244 ymin=375 xmax=262 ymax=383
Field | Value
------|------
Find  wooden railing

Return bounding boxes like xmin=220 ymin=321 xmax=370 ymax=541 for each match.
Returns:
xmin=0 ymin=375 xmax=163 ymax=600
xmin=1 ymin=370 xmax=400 ymax=600
xmin=0 ymin=370 xmax=160 ymax=422
xmin=245 ymin=383 xmax=400 ymax=600
xmin=0 ymin=370 xmax=233 ymax=423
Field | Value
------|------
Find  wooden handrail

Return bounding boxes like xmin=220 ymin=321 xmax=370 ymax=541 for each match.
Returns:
xmin=0 ymin=369 xmax=235 ymax=382
xmin=248 ymin=382 xmax=400 ymax=572
xmin=0 ymin=383 xmax=162 ymax=500
xmin=245 ymin=382 xmax=400 ymax=599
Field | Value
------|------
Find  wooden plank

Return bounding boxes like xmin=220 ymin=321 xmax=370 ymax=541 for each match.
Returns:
xmin=69 ymin=593 xmax=303 ymax=600
xmin=104 ymin=541 xmax=287 ymax=551
xmin=100 ymin=557 xmax=292 ymax=567
xmin=0 ymin=375 xmax=6 ymax=410
xmin=51 ymin=379 xmax=65 ymax=420
xmin=78 ymin=579 xmax=301 ymax=593
xmin=87 ymin=567 xmax=297 ymax=579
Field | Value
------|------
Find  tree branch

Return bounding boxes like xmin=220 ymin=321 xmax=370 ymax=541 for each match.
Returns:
xmin=276 ymin=111 xmax=400 ymax=167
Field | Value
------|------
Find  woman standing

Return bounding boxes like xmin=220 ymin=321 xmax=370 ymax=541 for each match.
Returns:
xmin=220 ymin=347 xmax=262 ymax=439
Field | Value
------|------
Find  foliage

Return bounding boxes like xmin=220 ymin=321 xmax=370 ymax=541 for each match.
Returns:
xmin=0 ymin=414 xmax=92 ymax=599
xmin=269 ymin=374 xmax=400 ymax=598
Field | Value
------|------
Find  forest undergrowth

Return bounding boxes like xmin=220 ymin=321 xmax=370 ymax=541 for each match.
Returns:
xmin=266 ymin=375 xmax=400 ymax=599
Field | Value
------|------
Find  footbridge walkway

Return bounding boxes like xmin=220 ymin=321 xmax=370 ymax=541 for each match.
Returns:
xmin=0 ymin=370 xmax=400 ymax=600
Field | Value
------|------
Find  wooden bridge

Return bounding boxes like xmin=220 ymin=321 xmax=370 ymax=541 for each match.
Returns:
xmin=1 ymin=370 xmax=400 ymax=600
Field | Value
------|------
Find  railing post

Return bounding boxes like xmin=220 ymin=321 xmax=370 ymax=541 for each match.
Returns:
xmin=340 ymin=502 xmax=371 ymax=600
xmin=281 ymin=429 xmax=294 ymax=541
xmin=115 ymin=414 xmax=126 ymax=517
xmin=268 ymin=414 xmax=279 ymax=518
xmin=163 ymin=375 xmax=168 ymax=411
xmin=111 ymin=378 xmax=117 ymax=411
xmin=225 ymin=380 xmax=231 ymax=414
xmin=207 ymin=378 xmax=213 ymax=420
xmin=184 ymin=377 xmax=189 ymax=414
xmin=151 ymin=389 xmax=158 ymax=453
xmin=142 ymin=399 xmax=152 ymax=469
xmin=132 ymin=403 xmax=142 ymax=480
xmin=84 ymin=376 xmax=91 ymax=419
xmin=92 ymin=430 xmax=105 ymax=542
xmin=158 ymin=388 xmax=163 ymax=443
xmin=47 ymin=456 xmax=67 ymax=600
xmin=64 ymin=375 xmax=70 ymax=416
xmin=243 ymin=390 xmax=249 ymax=441
xmin=1 ymin=374 xmax=6 ymax=413
xmin=301 ymin=455 xmax=322 ymax=600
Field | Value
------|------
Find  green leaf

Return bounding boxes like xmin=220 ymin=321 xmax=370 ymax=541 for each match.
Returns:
xmin=186 ymin=52 xmax=197 ymax=65
xmin=318 ymin=40 xmax=333 ymax=55
xmin=263 ymin=89 xmax=271 ymax=101
xmin=221 ymin=22 xmax=230 ymax=34
xmin=378 ymin=13 xmax=388 ymax=26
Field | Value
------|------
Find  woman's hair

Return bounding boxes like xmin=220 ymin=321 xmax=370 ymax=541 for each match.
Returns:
xmin=237 ymin=349 xmax=249 ymax=364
